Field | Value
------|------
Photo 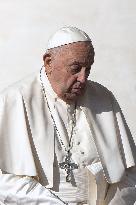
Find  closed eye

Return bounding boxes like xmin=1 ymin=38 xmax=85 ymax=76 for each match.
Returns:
xmin=70 ymin=64 xmax=82 ymax=74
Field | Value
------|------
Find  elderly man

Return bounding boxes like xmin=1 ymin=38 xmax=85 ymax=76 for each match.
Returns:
xmin=0 ymin=26 xmax=136 ymax=205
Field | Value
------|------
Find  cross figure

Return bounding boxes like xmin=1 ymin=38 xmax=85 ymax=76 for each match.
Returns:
xmin=59 ymin=151 xmax=78 ymax=182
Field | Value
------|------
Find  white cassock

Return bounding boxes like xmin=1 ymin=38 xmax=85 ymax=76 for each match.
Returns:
xmin=0 ymin=68 xmax=136 ymax=205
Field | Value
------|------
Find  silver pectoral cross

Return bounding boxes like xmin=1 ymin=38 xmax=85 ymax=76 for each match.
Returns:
xmin=59 ymin=151 xmax=78 ymax=182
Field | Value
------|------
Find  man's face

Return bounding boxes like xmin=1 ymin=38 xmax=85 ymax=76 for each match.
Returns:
xmin=44 ymin=41 xmax=94 ymax=103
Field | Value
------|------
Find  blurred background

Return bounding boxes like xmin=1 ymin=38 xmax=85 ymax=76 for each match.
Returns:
xmin=0 ymin=0 xmax=135 ymax=137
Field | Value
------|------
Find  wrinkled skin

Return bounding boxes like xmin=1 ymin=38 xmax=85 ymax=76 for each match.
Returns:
xmin=43 ymin=41 xmax=94 ymax=104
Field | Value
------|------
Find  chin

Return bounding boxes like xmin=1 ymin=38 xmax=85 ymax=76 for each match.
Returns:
xmin=63 ymin=93 xmax=83 ymax=104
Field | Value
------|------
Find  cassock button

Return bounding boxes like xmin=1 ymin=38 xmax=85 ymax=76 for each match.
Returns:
xmin=82 ymin=161 xmax=85 ymax=167
xmin=69 ymin=120 xmax=73 ymax=125
xmin=77 ymin=142 xmax=80 ymax=145
xmin=81 ymin=151 xmax=84 ymax=155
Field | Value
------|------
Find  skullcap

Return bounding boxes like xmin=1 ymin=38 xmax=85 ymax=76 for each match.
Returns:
xmin=46 ymin=26 xmax=91 ymax=50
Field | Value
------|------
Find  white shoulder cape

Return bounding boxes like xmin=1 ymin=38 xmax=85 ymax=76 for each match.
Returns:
xmin=0 ymin=72 xmax=135 ymax=188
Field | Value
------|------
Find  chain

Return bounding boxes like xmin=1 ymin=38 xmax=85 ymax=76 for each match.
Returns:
xmin=39 ymin=67 xmax=76 ymax=153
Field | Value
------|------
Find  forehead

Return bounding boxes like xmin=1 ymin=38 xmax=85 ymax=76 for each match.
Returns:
xmin=61 ymin=41 xmax=92 ymax=56
xmin=51 ymin=41 xmax=94 ymax=61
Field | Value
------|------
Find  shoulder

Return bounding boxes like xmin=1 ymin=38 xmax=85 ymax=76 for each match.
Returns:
xmin=0 ymin=71 xmax=39 ymax=103
xmin=85 ymin=80 xmax=117 ymax=113
xmin=87 ymin=80 xmax=113 ymax=101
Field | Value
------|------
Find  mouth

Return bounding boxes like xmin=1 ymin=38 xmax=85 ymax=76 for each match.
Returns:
xmin=71 ymin=85 xmax=86 ymax=95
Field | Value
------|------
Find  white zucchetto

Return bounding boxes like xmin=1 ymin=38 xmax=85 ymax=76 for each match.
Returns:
xmin=46 ymin=26 xmax=91 ymax=50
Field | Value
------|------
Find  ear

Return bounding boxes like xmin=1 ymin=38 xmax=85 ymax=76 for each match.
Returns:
xmin=43 ymin=53 xmax=52 ymax=75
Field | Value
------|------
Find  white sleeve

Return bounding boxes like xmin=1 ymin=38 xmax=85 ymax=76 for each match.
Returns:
xmin=105 ymin=167 xmax=136 ymax=205
xmin=0 ymin=173 xmax=65 ymax=205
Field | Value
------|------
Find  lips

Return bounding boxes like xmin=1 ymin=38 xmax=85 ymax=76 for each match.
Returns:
xmin=72 ymin=83 xmax=85 ymax=89
xmin=69 ymin=82 xmax=86 ymax=96
xmin=71 ymin=86 xmax=85 ymax=95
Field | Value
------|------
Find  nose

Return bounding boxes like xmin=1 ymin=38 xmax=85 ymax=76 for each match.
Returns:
xmin=77 ymin=67 xmax=87 ymax=84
